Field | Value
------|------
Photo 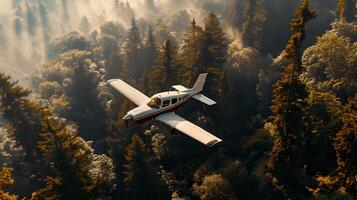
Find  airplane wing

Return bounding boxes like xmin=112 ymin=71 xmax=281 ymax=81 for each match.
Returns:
xmin=156 ymin=112 xmax=222 ymax=147
xmin=107 ymin=79 xmax=150 ymax=106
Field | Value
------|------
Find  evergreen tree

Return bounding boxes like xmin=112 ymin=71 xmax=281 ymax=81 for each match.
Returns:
xmin=197 ymin=12 xmax=227 ymax=73
xmin=79 ymin=16 xmax=90 ymax=35
xmin=337 ymin=0 xmax=356 ymax=22
xmin=36 ymin=116 xmax=116 ymax=200
xmin=123 ymin=18 xmax=143 ymax=77
xmin=99 ymin=21 xmax=125 ymax=42
xmin=127 ymin=18 xmax=141 ymax=54
xmin=26 ymin=3 xmax=37 ymax=36
xmin=301 ymin=30 xmax=357 ymax=102
xmin=333 ymin=96 xmax=357 ymax=196
xmin=65 ymin=53 xmax=108 ymax=139
xmin=13 ymin=17 xmax=23 ymax=36
xmin=0 ymin=167 xmax=17 ymax=200
xmin=193 ymin=174 xmax=236 ymax=200
xmin=241 ymin=0 xmax=267 ymax=49
xmin=266 ymin=0 xmax=316 ymax=197
xmin=303 ymin=92 xmax=344 ymax=175
xmin=0 ymin=73 xmax=44 ymax=157
xmin=123 ymin=134 xmax=169 ymax=200
xmin=197 ymin=12 xmax=229 ymax=99
xmin=38 ymin=1 xmax=49 ymax=31
xmin=177 ymin=19 xmax=203 ymax=86
xmin=143 ymin=25 xmax=158 ymax=71
xmin=155 ymin=38 xmax=177 ymax=87
xmin=99 ymin=34 xmax=123 ymax=79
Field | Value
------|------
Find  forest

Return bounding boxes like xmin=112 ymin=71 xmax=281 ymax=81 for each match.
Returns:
xmin=0 ymin=0 xmax=356 ymax=199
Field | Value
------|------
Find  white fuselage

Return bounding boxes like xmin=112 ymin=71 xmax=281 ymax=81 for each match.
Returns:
xmin=123 ymin=89 xmax=198 ymax=123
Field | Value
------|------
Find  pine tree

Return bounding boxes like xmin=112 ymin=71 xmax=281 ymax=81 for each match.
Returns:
xmin=0 ymin=167 xmax=17 ymax=200
xmin=123 ymin=134 xmax=169 ymax=200
xmin=193 ymin=174 xmax=236 ymax=200
xmin=241 ymin=0 xmax=267 ymax=49
xmin=266 ymin=0 xmax=316 ymax=197
xmin=333 ymin=96 xmax=357 ymax=195
xmin=13 ymin=17 xmax=23 ymax=36
xmin=177 ymin=19 xmax=203 ymax=86
xmin=36 ymin=116 xmax=116 ymax=200
xmin=66 ymin=57 xmax=108 ymax=139
xmin=123 ymin=18 xmax=143 ymax=77
xmin=38 ymin=1 xmax=49 ymax=31
xmin=155 ymin=38 xmax=177 ymax=87
xmin=79 ymin=16 xmax=90 ymax=34
xmin=337 ymin=0 xmax=356 ymax=22
xmin=197 ymin=12 xmax=229 ymax=99
xmin=198 ymin=12 xmax=227 ymax=73
xmin=0 ymin=73 xmax=44 ymax=158
xmin=143 ymin=25 xmax=158 ymax=71
xmin=127 ymin=18 xmax=141 ymax=54
xmin=26 ymin=3 xmax=37 ymax=36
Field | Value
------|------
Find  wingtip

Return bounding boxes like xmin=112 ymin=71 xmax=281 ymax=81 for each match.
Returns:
xmin=206 ymin=139 xmax=222 ymax=147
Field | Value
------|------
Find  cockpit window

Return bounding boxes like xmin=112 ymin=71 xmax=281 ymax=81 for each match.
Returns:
xmin=147 ymin=97 xmax=161 ymax=109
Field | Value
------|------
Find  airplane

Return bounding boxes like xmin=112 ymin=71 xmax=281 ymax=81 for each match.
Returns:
xmin=107 ymin=73 xmax=222 ymax=147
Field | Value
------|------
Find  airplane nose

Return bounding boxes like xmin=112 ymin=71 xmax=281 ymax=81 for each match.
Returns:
xmin=122 ymin=113 xmax=132 ymax=120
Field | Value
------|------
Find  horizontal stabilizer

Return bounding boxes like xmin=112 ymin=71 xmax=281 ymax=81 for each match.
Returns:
xmin=192 ymin=94 xmax=216 ymax=106
xmin=172 ymin=85 xmax=189 ymax=92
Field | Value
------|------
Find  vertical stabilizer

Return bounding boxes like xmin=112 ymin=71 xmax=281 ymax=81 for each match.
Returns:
xmin=192 ymin=73 xmax=207 ymax=92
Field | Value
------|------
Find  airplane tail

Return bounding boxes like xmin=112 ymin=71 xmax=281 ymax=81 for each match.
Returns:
xmin=192 ymin=73 xmax=208 ymax=92
xmin=191 ymin=73 xmax=216 ymax=106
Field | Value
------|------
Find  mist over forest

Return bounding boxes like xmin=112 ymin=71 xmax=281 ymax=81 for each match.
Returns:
xmin=0 ymin=0 xmax=356 ymax=199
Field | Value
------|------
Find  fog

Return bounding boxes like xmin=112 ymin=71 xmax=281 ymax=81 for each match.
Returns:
xmin=0 ymin=0 xmax=236 ymax=85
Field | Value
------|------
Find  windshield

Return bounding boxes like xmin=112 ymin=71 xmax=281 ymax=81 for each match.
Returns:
xmin=147 ymin=97 xmax=161 ymax=109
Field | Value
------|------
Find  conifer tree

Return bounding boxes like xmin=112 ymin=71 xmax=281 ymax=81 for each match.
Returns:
xmin=123 ymin=18 xmax=143 ymax=77
xmin=123 ymin=134 xmax=169 ymax=200
xmin=36 ymin=116 xmax=116 ymax=200
xmin=337 ymin=0 xmax=356 ymax=22
xmin=197 ymin=12 xmax=229 ymax=99
xmin=333 ymin=96 xmax=357 ymax=195
xmin=79 ymin=16 xmax=90 ymax=34
xmin=66 ymin=58 xmax=108 ymax=139
xmin=266 ymin=0 xmax=316 ymax=197
xmin=127 ymin=18 xmax=141 ymax=54
xmin=143 ymin=25 xmax=158 ymax=71
xmin=0 ymin=167 xmax=17 ymax=200
xmin=26 ymin=3 xmax=37 ymax=36
xmin=13 ymin=17 xmax=23 ymax=36
xmin=198 ymin=12 xmax=227 ymax=73
xmin=241 ymin=0 xmax=266 ymax=49
xmin=155 ymin=38 xmax=177 ymax=87
xmin=38 ymin=1 xmax=49 ymax=31
xmin=177 ymin=19 xmax=203 ymax=86
xmin=0 ymin=73 xmax=44 ymax=157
